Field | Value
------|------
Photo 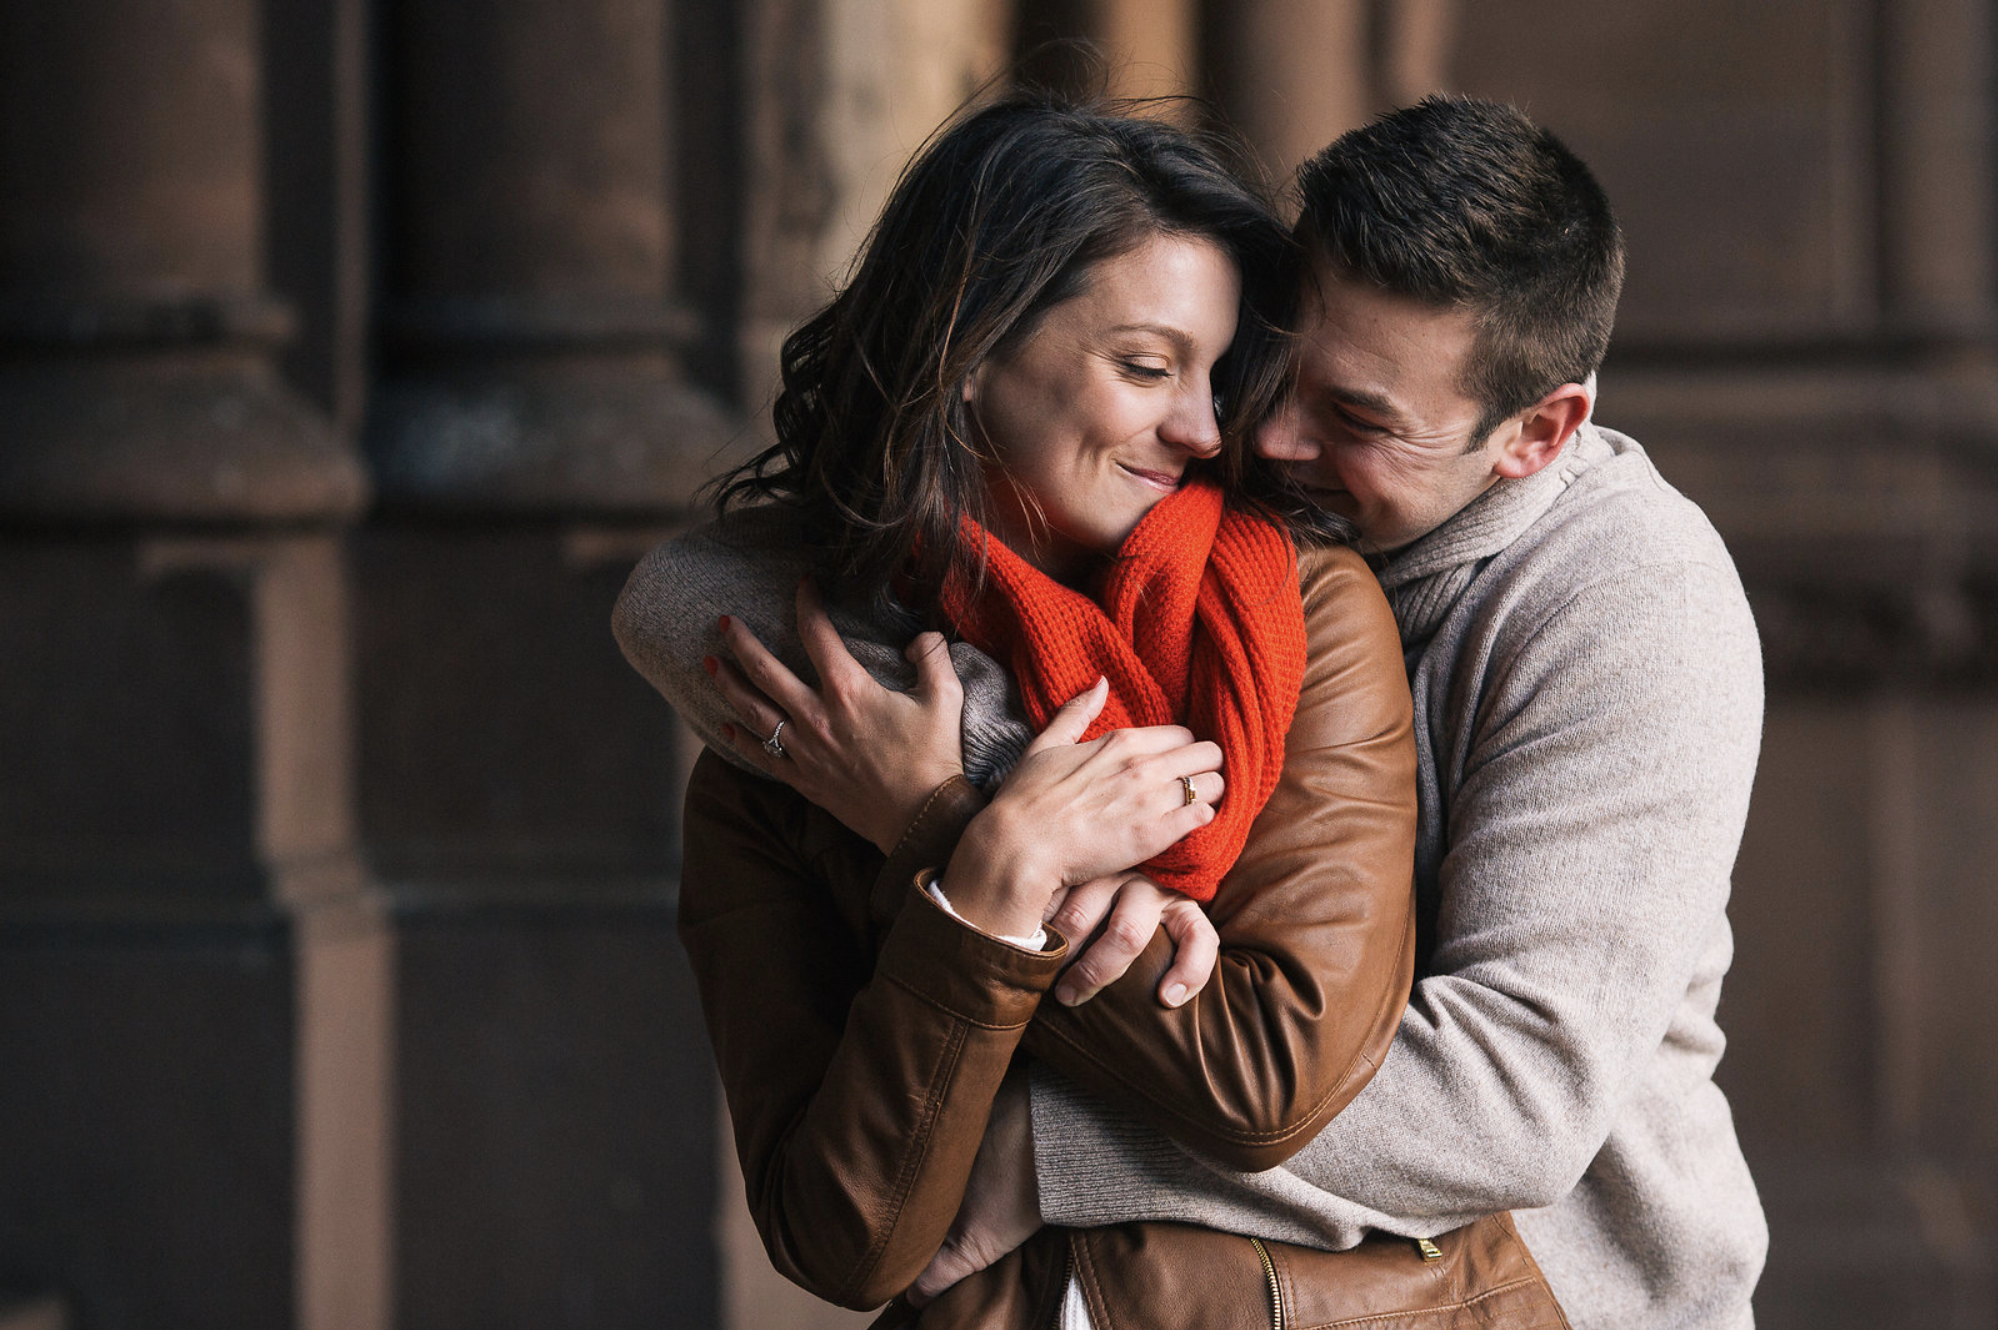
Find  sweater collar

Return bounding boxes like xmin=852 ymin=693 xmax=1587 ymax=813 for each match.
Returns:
xmin=1373 ymin=423 xmax=1609 ymax=648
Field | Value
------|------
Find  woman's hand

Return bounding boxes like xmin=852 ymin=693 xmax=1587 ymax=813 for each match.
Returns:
xmin=709 ymin=579 xmax=965 ymax=854
xmin=1046 ymin=873 xmax=1219 ymax=1009
xmin=905 ymin=1064 xmax=1040 ymax=1308
xmin=939 ymin=681 xmax=1226 ymax=938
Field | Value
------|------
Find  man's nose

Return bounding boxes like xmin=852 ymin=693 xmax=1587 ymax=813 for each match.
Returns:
xmin=1254 ymin=400 xmax=1317 ymax=460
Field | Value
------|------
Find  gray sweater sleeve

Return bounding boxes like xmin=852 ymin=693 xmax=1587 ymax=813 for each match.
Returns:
xmin=610 ymin=516 xmax=1030 ymax=788
xmin=1031 ymin=557 xmax=1764 ymax=1245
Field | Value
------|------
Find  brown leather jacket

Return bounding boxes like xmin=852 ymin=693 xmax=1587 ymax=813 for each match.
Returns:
xmin=677 ymin=544 xmax=1419 ymax=1322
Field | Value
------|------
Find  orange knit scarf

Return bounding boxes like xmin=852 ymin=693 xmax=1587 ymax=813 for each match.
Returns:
xmin=941 ymin=478 xmax=1305 ymax=902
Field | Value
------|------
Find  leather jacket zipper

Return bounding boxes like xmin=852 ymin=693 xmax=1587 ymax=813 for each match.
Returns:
xmin=1247 ymin=1237 xmax=1282 ymax=1330
xmin=1053 ymin=1239 xmax=1074 ymax=1330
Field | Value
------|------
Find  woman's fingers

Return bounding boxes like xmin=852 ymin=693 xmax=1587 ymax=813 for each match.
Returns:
xmin=905 ymin=630 xmax=964 ymax=708
xmin=1054 ymin=875 xmax=1163 ymax=1007
xmin=718 ymin=719 xmax=781 ymax=772
xmin=717 ymin=614 xmax=818 ymax=723
xmin=1155 ymin=895 xmax=1220 ymax=1008
xmin=1023 ymin=677 xmax=1108 ymax=754
xmin=791 ymin=580 xmax=868 ymax=699
xmin=707 ymin=654 xmax=786 ymax=742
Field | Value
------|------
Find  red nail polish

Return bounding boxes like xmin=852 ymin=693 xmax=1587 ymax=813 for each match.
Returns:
xmin=720 ymin=723 xmax=735 ymax=740
xmin=717 ymin=615 xmax=731 ymax=631
xmin=702 ymin=656 xmax=718 ymax=675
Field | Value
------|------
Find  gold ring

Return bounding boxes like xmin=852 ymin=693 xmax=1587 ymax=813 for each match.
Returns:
xmin=1180 ymin=774 xmax=1199 ymax=806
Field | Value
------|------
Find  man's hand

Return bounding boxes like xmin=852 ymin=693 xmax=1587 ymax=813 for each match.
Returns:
xmin=906 ymin=1065 xmax=1042 ymax=1308
xmin=1046 ymin=873 xmax=1219 ymax=1008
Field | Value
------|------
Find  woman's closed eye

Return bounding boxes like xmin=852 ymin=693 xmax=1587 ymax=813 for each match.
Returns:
xmin=1120 ymin=359 xmax=1173 ymax=381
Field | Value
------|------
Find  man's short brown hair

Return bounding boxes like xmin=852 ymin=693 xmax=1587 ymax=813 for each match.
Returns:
xmin=1296 ymin=95 xmax=1625 ymax=443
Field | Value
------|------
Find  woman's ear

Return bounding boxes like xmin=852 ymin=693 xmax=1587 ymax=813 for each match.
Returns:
xmin=962 ymin=362 xmax=982 ymax=405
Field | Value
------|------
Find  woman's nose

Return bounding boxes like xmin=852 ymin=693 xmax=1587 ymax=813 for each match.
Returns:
xmin=1161 ymin=386 xmax=1224 ymax=457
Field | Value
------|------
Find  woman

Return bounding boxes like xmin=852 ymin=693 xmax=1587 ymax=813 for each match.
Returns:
xmin=614 ymin=97 xmax=1522 ymax=1327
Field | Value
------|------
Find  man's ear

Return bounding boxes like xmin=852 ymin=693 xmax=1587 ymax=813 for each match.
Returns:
xmin=1493 ymin=382 xmax=1591 ymax=480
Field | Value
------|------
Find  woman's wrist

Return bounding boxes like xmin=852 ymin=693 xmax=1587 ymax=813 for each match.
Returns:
xmin=941 ymin=805 xmax=1054 ymax=939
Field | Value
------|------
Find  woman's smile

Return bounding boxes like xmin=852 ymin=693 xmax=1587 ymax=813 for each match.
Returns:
xmin=1119 ymin=461 xmax=1186 ymax=493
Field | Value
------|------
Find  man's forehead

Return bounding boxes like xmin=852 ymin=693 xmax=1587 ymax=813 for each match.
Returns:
xmin=1296 ymin=268 xmax=1478 ymax=402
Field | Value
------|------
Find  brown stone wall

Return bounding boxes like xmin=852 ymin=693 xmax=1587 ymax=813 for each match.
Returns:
xmin=3 ymin=2 xmax=1996 ymax=1328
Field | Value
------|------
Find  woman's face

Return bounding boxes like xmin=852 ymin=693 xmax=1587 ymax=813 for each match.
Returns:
xmin=967 ymin=232 xmax=1242 ymax=580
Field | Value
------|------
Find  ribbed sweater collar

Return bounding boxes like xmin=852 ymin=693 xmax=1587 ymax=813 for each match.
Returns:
xmin=1374 ymin=424 xmax=1608 ymax=649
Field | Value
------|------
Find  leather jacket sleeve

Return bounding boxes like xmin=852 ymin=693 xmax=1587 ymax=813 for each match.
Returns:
xmin=911 ymin=544 xmax=1419 ymax=1170
xmin=678 ymin=764 xmax=1068 ymax=1309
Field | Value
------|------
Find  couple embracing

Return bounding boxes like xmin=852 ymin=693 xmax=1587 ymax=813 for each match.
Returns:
xmin=617 ymin=91 xmax=1764 ymax=1330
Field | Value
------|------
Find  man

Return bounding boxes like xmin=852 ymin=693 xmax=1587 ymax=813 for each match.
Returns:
xmin=1009 ymin=96 xmax=1767 ymax=1328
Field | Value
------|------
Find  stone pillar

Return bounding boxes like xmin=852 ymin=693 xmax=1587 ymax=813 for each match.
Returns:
xmin=368 ymin=0 xmax=736 ymax=512
xmin=1013 ymin=0 xmax=1198 ymax=100
xmin=0 ymin=4 xmax=370 ymax=1329
xmin=0 ymin=0 xmax=365 ymax=520
xmin=1878 ymin=0 xmax=1996 ymax=342
xmin=738 ymin=0 xmax=1009 ymax=439
xmin=357 ymin=3 xmax=739 ymax=1324
xmin=1205 ymin=0 xmax=1373 ymax=178
xmin=1375 ymin=0 xmax=1457 ymax=108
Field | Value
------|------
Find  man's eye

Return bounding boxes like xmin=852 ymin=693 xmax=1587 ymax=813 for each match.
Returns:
xmin=1335 ymin=408 xmax=1386 ymax=436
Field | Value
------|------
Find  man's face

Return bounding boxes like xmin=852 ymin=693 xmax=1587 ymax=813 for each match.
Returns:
xmin=1257 ymin=268 xmax=1508 ymax=552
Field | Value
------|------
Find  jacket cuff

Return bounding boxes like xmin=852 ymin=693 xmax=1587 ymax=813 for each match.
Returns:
xmin=874 ymin=879 xmax=1065 ymax=1030
xmin=871 ymin=775 xmax=988 ymax=922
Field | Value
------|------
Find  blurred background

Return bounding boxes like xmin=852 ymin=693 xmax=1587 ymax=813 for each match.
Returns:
xmin=2 ymin=1 xmax=1997 ymax=1327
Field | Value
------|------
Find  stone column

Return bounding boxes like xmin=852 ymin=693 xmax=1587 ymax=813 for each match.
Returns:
xmin=1013 ymin=0 xmax=1198 ymax=99
xmin=0 ymin=0 xmax=364 ymax=521
xmin=1205 ymin=0 xmax=1374 ymax=178
xmin=738 ymin=0 xmax=1009 ymax=441
xmin=0 ymin=5 xmax=372 ymax=1330
xmin=356 ymin=3 xmax=739 ymax=1324
xmin=1878 ymin=0 xmax=1996 ymax=342
xmin=1376 ymin=0 xmax=1457 ymax=108
xmin=367 ymin=0 xmax=735 ymax=512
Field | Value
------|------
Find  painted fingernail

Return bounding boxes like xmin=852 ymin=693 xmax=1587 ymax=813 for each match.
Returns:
xmin=720 ymin=723 xmax=736 ymax=740
xmin=1162 ymin=983 xmax=1188 ymax=1007
xmin=702 ymin=655 xmax=719 ymax=676
xmin=717 ymin=615 xmax=732 ymax=631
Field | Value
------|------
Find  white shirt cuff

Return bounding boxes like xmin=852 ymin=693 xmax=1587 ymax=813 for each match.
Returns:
xmin=927 ymin=878 xmax=1048 ymax=951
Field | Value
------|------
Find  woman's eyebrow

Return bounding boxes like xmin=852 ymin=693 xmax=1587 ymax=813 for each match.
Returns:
xmin=1105 ymin=322 xmax=1196 ymax=353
